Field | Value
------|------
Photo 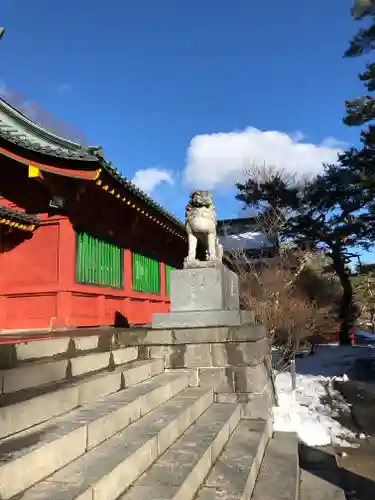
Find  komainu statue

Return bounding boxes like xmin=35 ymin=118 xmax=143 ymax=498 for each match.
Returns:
xmin=184 ymin=190 xmax=223 ymax=266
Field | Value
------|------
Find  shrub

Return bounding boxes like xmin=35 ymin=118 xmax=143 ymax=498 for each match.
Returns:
xmin=233 ymin=247 xmax=340 ymax=352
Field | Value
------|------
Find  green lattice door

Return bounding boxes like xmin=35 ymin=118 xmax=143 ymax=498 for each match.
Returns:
xmin=75 ymin=232 xmax=123 ymax=288
xmin=132 ymin=252 xmax=160 ymax=294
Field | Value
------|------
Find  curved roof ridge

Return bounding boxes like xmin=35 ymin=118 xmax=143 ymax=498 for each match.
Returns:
xmin=0 ymin=97 xmax=89 ymax=151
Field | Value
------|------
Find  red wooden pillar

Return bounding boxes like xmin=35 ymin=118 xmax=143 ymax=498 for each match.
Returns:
xmin=56 ymin=217 xmax=75 ymax=327
xmin=159 ymin=262 xmax=170 ymax=313
xmin=0 ymin=232 xmax=5 ymax=330
xmin=122 ymin=249 xmax=132 ymax=322
xmin=123 ymin=249 xmax=132 ymax=294
xmin=159 ymin=262 xmax=166 ymax=299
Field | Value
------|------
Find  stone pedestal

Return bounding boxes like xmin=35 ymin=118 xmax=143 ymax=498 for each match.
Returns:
xmin=144 ymin=260 xmax=276 ymax=419
xmin=152 ymin=263 xmax=248 ymax=329
xmin=151 ymin=310 xmax=255 ymax=329
xmin=170 ymin=264 xmax=239 ymax=312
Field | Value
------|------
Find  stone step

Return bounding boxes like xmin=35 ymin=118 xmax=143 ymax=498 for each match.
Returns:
xmin=0 ymin=338 xmax=73 ymax=369
xmin=0 ymin=332 xmax=115 ymax=369
xmin=17 ymin=386 xmax=214 ymax=500
xmin=0 ymin=347 xmax=139 ymax=394
xmin=121 ymin=403 xmax=241 ymax=500
xmin=0 ymin=358 xmax=164 ymax=439
xmin=1 ymin=357 xmax=69 ymax=394
xmin=251 ymin=432 xmax=300 ymax=500
xmin=195 ymin=418 xmax=272 ymax=500
xmin=0 ymin=371 xmax=189 ymax=499
xmin=299 ymin=469 xmax=346 ymax=500
xmin=299 ymin=445 xmax=346 ymax=500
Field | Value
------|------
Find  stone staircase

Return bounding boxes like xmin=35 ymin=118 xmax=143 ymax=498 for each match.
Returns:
xmin=0 ymin=332 xmax=300 ymax=500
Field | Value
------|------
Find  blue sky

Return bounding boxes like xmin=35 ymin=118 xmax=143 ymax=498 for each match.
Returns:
xmin=1 ymin=0 xmax=372 ymax=259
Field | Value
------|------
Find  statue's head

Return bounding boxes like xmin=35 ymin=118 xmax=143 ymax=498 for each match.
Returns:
xmin=189 ymin=190 xmax=213 ymax=208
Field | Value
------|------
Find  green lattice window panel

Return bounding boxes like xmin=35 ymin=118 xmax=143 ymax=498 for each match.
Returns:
xmin=75 ymin=232 xmax=123 ymax=288
xmin=132 ymin=252 xmax=160 ymax=295
xmin=165 ymin=264 xmax=174 ymax=296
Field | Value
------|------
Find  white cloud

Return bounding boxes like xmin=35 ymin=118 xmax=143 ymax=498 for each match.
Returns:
xmin=320 ymin=137 xmax=348 ymax=149
xmin=184 ymin=127 xmax=344 ymax=189
xmin=132 ymin=167 xmax=174 ymax=194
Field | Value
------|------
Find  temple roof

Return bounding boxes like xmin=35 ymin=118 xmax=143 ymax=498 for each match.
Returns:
xmin=0 ymin=98 xmax=99 ymax=161
xmin=0 ymin=98 xmax=184 ymax=230
xmin=102 ymin=163 xmax=184 ymax=228
xmin=0 ymin=205 xmax=40 ymax=231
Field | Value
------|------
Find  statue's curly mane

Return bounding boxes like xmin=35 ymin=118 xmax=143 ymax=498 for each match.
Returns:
xmin=185 ymin=191 xmax=215 ymax=223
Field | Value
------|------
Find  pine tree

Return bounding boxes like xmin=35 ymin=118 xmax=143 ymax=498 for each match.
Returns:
xmin=341 ymin=2 xmax=375 ymax=215
xmin=236 ymin=166 xmax=372 ymax=344
xmin=345 ymin=1 xmax=375 ymax=126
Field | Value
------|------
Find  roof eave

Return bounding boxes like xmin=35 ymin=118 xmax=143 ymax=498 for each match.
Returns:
xmin=0 ymin=206 xmax=39 ymax=222
xmin=0 ymin=132 xmax=100 ymax=162
xmin=100 ymin=160 xmax=185 ymax=230
xmin=0 ymin=98 xmax=85 ymax=151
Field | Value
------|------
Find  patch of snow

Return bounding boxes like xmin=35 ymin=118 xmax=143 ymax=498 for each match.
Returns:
xmin=273 ymin=371 xmax=356 ymax=447
xmin=333 ymin=374 xmax=349 ymax=382
xmin=273 ymin=345 xmax=374 ymax=447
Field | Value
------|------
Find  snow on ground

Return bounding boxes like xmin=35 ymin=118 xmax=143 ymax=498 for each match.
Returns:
xmin=273 ymin=343 xmax=375 ymax=447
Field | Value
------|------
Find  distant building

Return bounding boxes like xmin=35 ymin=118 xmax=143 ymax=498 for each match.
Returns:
xmin=217 ymin=217 xmax=279 ymax=262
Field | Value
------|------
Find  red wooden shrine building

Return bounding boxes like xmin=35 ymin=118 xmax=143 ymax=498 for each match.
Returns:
xmin=0 ymin=98 xmax=187 ymax=332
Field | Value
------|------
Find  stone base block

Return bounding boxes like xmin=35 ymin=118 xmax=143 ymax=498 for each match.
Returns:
xmin=148 ymin=338 xmax=269 ymax=371
xmin=199 ymin=363 xmax=270 ymax=394
xmin=152 ymin=309 xmax=254 ymax=329
xmin=214 ymin=382 xmax=276 ymax=420
xmin=239 ymin=391 xmax=275 ymax=420
xmin=169 ymin=264 xmax=239 ymax=312
xmin=116 ymin=324 xmax=266 ymax=347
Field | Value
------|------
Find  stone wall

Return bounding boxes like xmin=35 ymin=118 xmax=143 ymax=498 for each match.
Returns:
xmin=116 ymin=323 xmax=276 ymax=419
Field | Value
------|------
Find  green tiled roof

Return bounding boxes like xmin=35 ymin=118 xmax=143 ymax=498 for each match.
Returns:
xmin=0 ymin=98 xmax=184 ymax=230
xmin=0 ymin=99 xmax=98 ymax=161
